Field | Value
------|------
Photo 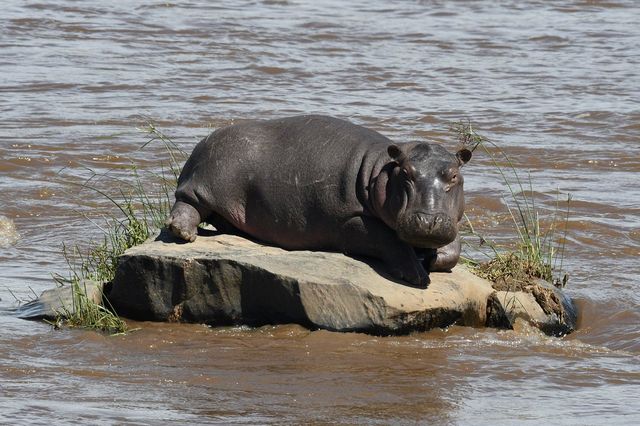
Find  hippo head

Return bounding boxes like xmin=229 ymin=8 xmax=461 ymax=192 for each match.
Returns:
xmin=378 ymin=143 xmax=471 ymax=249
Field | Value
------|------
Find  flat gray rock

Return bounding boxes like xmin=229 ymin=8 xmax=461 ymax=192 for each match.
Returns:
xmin=106 ymin=231 xmax=577 ymax=335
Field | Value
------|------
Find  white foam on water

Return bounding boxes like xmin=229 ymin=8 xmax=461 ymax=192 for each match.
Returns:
xmin=0 ymin=215 xmax=20 ymax=248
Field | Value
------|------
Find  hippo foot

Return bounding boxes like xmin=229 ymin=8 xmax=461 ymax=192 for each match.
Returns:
xmin=425 ymin=236 xmax=461 ymax=272
xmin=165 ymin=201 xmax=201 ymax=242
xmin=166 ymin=219 xmax=197 ymax=242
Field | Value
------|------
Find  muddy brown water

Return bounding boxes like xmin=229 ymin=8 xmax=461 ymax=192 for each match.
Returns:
xmin=1 ymin=1 xmax=639 ymax=423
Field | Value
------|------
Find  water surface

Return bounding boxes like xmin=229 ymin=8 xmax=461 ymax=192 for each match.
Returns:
xmin=1 ymin=1 xmax=639 ymax=423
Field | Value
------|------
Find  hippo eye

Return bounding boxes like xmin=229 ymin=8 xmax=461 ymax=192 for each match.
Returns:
xmin=442 ymin=168 xmax=458 ymax=182
xmin=444 ymin=169 xmax=460 ymax=192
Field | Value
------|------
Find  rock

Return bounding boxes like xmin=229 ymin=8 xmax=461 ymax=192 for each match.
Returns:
xmin=106 ymin=231 xmax=577 ymax=336
xmin=14 ymin=280 xmax=104 ymax=320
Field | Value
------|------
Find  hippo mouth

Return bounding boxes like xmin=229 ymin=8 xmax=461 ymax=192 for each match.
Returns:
xmin=396 ymin=212 xmax=457 ymax=248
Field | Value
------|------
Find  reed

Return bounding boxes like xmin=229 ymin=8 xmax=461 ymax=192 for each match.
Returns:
xmin=52 ymin=121 xmax=186 ymax=333
xmin=453 ymin=121 xmax=571 ymax=290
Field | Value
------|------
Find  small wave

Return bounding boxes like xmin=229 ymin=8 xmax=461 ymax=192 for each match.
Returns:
xmin=0 ymin=215 xmax=20 ymax=247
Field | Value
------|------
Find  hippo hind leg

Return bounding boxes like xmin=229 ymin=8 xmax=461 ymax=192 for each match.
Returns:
xmin=165 ymin=200 xmax=201 ymax=242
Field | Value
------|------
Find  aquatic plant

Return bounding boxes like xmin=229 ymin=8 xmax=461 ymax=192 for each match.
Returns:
xmin=52 ymin=121 xmax=186 ymax=333
xmin=453 ymin=120 xmax=571 ymax=290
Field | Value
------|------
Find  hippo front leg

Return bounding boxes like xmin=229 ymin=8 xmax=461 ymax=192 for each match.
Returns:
xmin=424 ymin=234 xmax=461 ymax=272
xmin=341 ymin=216 xmax=429 ymax=287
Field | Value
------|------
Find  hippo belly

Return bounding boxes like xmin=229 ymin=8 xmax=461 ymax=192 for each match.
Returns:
xmin=171 ymin=115 xmax=387 ymax=248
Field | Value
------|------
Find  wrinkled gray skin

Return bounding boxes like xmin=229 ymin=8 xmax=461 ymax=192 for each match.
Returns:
xmin=167 ymin=115 xmax=471 ymax=287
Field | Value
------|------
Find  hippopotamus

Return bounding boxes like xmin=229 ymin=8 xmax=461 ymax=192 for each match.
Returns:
xmin=166 ymin=115 xmax=471 ymax=287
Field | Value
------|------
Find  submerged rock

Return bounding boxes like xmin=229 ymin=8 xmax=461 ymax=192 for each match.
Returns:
xmin=106 ymin=231 xmax=577 ymax=336
xmin=14 ymin=280 xmax=104 ymax=320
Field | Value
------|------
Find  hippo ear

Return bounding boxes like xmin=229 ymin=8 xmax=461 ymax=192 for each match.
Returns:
xmin=388 ymin=144 xmax=408 ymax=164
xmin=388 ymin=144 xmax=416 ymax=179
xmin=456 ymin=148 xmax=472 ymax=166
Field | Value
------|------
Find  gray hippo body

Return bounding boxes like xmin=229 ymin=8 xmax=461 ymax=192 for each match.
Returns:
xmin=167 ymin=115 xmax=470 ymax=287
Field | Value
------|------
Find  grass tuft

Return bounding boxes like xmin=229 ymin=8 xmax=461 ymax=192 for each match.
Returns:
xmin=454 ymin=121 xmax=571 ymax=290
xmin=48 ymin=280 xmax=128 ymax=334
xmin=52 ymin=121 xmax=186 ymax=333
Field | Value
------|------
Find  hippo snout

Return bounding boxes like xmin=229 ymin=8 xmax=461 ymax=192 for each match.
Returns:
xmin=396 ymin=212 xmax=457 ymax=248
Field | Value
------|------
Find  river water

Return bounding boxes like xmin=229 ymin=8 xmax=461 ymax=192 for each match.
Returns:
xmin=1 ymin=0 xmax=639 ymax=424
